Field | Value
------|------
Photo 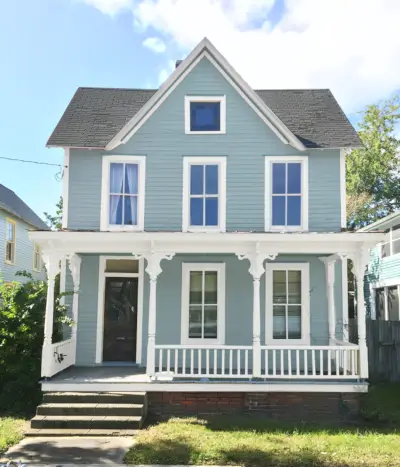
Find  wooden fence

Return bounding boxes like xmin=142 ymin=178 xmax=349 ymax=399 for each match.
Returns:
xmin=349 ymin=319 xmax=400 ymax=382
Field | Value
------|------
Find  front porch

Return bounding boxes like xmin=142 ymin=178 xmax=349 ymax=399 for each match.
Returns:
xmin=30 ymin=230 xmax=383 ymax=393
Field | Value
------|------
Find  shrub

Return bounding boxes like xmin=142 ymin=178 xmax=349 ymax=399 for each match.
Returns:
xmin=0 ymin=272 xmax=71 ymax=415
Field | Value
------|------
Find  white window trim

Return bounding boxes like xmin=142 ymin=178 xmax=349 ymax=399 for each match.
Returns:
xmin=372 ymin=283 xmax=400 ymax=321
xmin=33 ymin=242 xmax=41 ymax=272
xmin=265 ymin=155 xmax=309 ymax=232
xmin=100 ymin=155 xmax=146 ymax=231
xmin=181 ymin=262 xmax=226 ymax=345
xmin=182 ymin=156 xmax=227 ymax=233
xmin=265 ymin=262 xmax=310 ymax=345
xmin=5 ymin=218 xmax=16 ymax=265
xmin=380 ymin=226 xmax=400 ymax=261
xmin=96 ymin=255 xmax=145 ymax=364
xmin=184 ymin=96 xmax=226 ymax=135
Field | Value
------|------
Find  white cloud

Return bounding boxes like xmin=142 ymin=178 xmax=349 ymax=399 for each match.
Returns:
xmin=143 ymin=36 xmax=166 ymax=53
xmin=81 ymin=0 xmax=400 ymax=113
xmin=158 ymin=60 xmax=175 ymax=84
xmin=78 ymin=0 xmax=132 ymax=15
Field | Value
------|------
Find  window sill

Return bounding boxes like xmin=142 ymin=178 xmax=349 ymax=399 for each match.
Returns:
xmin=101 ymin=226 xmax=144 ymax=232
xmin=4 ymin=260 xmax=15 ymax=266
xmin=185 ymin=130 xmax=226 ymax=135
xmin=185 ymin=227 xmax=226 ymax=233
xmin=265 ymin=227 xmax=308 ymax=233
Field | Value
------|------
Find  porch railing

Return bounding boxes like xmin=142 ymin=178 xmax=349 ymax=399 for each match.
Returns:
xmin=155 ymin=345 xmax=252 ymax=378
xmin=260 ymin=345 xmax=359 ymax=379
xmin=41 ymin=338 xmax=76 ymax=378
xmin=154 ymin=344 xmax=360 ymax=380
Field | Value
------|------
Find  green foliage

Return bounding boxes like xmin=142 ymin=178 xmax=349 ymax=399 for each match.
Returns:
xmin=346 ymin=96 xmax=400 ymax=229
xmin=0 ymin=272 xmax=71 ymax=415
xmin=44 ymin=196 xmax=63 ymax=230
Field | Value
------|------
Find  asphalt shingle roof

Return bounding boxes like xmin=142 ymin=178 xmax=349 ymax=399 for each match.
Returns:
xmin=47 ymin=87 xmax=361 ymax=149
xmin=0 ymin=184 xmax=49 ymax=230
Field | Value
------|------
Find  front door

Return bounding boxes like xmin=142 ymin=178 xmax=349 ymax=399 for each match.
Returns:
xmin=103 ymin=277 xmax=138 ymax=362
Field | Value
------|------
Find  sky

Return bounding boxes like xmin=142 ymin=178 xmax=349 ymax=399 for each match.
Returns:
xmin=1 ymin=0 xmax=400 ymax=222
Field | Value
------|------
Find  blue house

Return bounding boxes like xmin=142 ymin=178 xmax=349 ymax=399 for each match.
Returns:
xmin=0 ymin=184 xmax=48 ymax=282
xmin=361 ymin=212 xmax=400 ymax=320
xmin=29 ymin=38 xmax=383 ymax=431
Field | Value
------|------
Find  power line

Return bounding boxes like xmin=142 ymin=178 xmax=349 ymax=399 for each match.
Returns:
xmin=0 ymin=156 xmax=68 ymax=168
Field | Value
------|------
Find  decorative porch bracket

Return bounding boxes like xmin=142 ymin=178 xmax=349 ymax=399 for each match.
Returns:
xmin=133 ymin=248 xmax=175 ymax=377
xmin=236 ymin=244 xmax=278 ymax=378
xmin=347 ymin=246 xmax=370 ymax=379
xmin=319 ymin=255 xmax=338 ymax=344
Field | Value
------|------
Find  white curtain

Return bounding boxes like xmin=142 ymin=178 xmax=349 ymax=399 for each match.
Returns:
xmin=109 ymin=163 xmax=123 ymax=224
xmin=125 ymin=164 xmax=138 ymax=225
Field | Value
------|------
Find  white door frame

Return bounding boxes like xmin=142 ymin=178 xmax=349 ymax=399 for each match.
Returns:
xmin=95 ymin=255 xmax=144 ymax=364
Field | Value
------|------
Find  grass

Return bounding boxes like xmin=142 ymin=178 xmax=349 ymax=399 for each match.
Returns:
xmin=125 ymin=384 xmax=400 ymax=466
xmin=0 ymin=417 xmax=27 ymax=455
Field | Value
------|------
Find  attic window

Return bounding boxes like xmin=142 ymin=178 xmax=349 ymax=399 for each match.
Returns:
xmin=185 ymin=96 xmax=226 ymax=134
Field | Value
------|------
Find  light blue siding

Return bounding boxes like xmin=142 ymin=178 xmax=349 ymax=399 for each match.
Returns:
xmin=74 ymin=253 xmax=338 ymax=366
xmin=67 ymin=57 xmax=342 ymax=233
xmin=0 ymin=210 xmax=45 ymax=283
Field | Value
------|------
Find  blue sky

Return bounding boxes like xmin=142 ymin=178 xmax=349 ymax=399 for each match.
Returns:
xmin=1 ymin=0 xmax=399 ymax=221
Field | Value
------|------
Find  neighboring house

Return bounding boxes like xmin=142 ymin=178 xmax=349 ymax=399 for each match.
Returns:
xmin=0 ymin=184 xmax=48 ymax=282
xmin=360 ymin=212 xmax=400 ymax=320
xmin=29 ymin=38 xmax=383 ymax=431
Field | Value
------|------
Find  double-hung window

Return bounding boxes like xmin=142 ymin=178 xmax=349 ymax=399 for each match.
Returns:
xmin=33 ymin=242 xmax=41 ymax=271
xmin=181 ymin=263 xmax=225 ymax=345
xmin=265 ymin=156 xmax=308 ymax=231
xmin=380 ymin=225 xmax=400 ymax=258
xmin=183 ymin=157 xmax=226 ymax=232
xmin=265 ymin=263 xmax=310 ymax=344
xmin=185 ymin=96 xmax=226 ymax=134
xmin=5 ymin=219 xmax=16 ymax=264
xmin=101 ymin=156 xmax=146 ymax=231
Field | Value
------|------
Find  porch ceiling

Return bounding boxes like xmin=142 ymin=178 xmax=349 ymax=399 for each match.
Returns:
xmin=29 ymin=230 xmax=383 ymax=256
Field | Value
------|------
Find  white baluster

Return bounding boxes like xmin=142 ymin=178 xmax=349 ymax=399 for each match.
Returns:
xmin=229 ymin=349 xmax=233 ymax=376
xmin=206 ymin=349 xmax=210 ymax=376
xmin=288 ymin=349 xmax=292 ymax=376
xmin=280 ymin=349 xmax=284 ymax=376
xmin=245 ymin=349 xmax=249 ymax=376
xmin=273 ymin=349 xmax=276 ymax=376
xmin=191 ymin=349 xmax=194 ymax=375
xmin=312 ymin=350 xmax=316 ymax=376
xmin=214 ymin=349 xmax=217 ymax=376
xmin=304 ymin=350 xmax=308 ymax=376
xmin=222 ymin=349 xmax=225 ymax=376
xmin=183 ymin=349 xmax=186 ymax=375
xmin=198 ymin=349 xmax=201 ymax=375
xmin=175 ymin=349 xmax=178 ymax=375
xmin=167 ymin=349 xmax=171 ymax=373
xmin=320 ymin=349 xmax=323 ymax=375
xmin=328 ymin=350 xmax=331 ymax=376
xmin=296 ymin=350 xmax=300 ymax=376
xmin=159 ymin=349 xmax=163 ymax=373
xmin=336 ymin=350 xmax=340 ymax=376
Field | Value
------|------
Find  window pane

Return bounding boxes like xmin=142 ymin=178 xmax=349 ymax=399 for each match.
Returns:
xmin=287 ymin=163 xmax=301 ymax=194
xmin=382 ymin=242 xmax=391 ymax=258
xmin=190 ymin=165 xmax=204 ymax=195
xmin=272 ymin=196 xmax=285 ymax=226
xmin=189 ymin=306 xmax=202 ymax=338
xmin=205 ymin=197 xmax=218 ymax=226
xmin=106 ymin=259 xmax=139 ymax=273
xmin=205 ymin=165 xmax=218 ymax=194
xmin=273 ymin=270 xmax=286 ymax=303
xmin=110 ymin=163 xmax=124 ymax=193
xmin=189 ymin=271 xmax=203 ymax=304
xmin=288 ymin=305 xmax=301 ymax=339
xmin=273 ymin=305 xmax=286 ymax=339
xmin=392 ymin=225 xmax=400 ymax=240
xmin=109 ymin=195 xmax=123 ymax=225
xmin=125 ymin=164 xmax=138 ymax=195
xmin=190 ymin=102 xmax=220 ymax=132
xmin=388 ymin=286 xmax=399 ymax=321
xmin=288 ymin=270 xmax=301 ymax=304
xmin=190 ymin=198 xmax=203 ymax=226
xmin=204 ymin=271 xmax=218 ymax=304
xmin=272 ymin=163 xmax=286 ymax=194
xmin=287 ymin=196 xmax=301 ymax=226
xmin=393 ymin=238 xmax=400 ymax=255
xmin=7 ymin=223 xmax=13 ymax=241
xmin=204 ymin=306 xmax=218 ymax=338
xmin=375 ymin=288 xmax=385 ymax=320
xmin=124 ymin=196 xmax=138 ymax=225
xmin=6 ymin=242 xmax=12 ymax=262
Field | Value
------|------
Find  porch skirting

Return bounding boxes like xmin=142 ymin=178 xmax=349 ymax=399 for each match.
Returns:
xmin=147 ymin=391 xmax=361 ymax=423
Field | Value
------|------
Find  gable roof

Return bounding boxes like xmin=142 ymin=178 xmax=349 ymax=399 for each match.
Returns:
xmin=0 ymin=184 xmax=49 ymax=230
xmin=359 ymin=211 xmax=400 ymax=232
xmin=47 ymin=37 xmax=361 ymax=150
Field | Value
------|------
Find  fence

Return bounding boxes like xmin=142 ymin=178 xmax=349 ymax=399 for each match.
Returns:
xmin=349 ymin=319 xmax=400 ymax=382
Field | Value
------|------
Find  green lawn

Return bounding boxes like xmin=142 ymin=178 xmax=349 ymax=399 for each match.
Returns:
xmin=126 ymin=384 xmax=400 ymax=467
xmin=0 ymin=417 xmax=27 ymax=455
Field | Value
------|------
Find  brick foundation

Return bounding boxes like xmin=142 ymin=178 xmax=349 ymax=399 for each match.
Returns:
xmin=148 ymin=392 xmax=360 ymax=423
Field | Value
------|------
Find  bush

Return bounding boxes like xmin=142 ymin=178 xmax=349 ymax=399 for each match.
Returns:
xmin=0 ymin=272 xmax=71 ymax=415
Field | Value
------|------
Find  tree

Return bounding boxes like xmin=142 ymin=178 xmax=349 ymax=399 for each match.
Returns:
xmin=44 ymin=196 xmax=63 ymax=230
xmin=346 ymin=97 xmax=400 ymax=229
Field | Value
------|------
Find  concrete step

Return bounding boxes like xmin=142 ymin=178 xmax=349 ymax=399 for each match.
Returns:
xmin=31 ymin=415 xmax=144 ymax=430
xmin=43 ymin=392 xmax=146 ymax=405
xmin=37 ymin=402 xmax=144 ymax=417
xmin=25 ymin=428 xmax=140 ymax=437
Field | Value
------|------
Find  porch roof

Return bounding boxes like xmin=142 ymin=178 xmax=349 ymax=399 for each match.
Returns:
xmin=29 ymin=230 xmax=383 ymax=256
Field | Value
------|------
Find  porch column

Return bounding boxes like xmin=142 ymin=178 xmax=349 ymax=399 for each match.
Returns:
xmin=67 ymin=254 xmax=82 ymax=341
xmin=133 ymin=249 xmax=175 ymax=378
xmin=351 ymin=246 xmax=370 ymax=379
xmin=319 ymin=256 xmax=337 ymax=343
xmin=237 ymin=246 xmax=277 ymax=378
xmin=41 ymin=251 xmax=63 ymax=377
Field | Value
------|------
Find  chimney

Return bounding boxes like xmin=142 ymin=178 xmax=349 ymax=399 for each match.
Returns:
xmin=175 ymin=60 xmax=183 ymax=68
